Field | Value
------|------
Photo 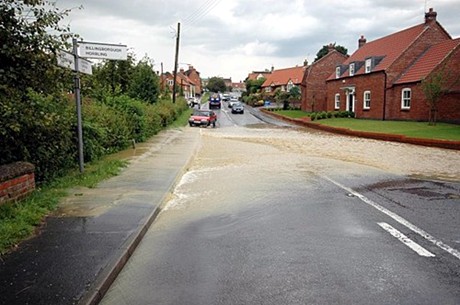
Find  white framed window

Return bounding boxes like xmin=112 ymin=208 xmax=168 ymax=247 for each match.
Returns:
xmin=265 ymin=87 xmax=271 ymax=93
xmin=363 ymin=91 xmax=371 ymax=109
xmin=401 ymin=88 xmax=411 ymax=109
xmin=335 ymin=66 xmax=341 ymax=79
xmin=334 ymin=93 xmax=340 ymax=109
xmin=167 ymin=79 xmax=173 ymax=86
xmin=365 ymin=59 xmax=372 ymax=73
xmin=287 ymin=81 xmax=294 ymax=91
xmin=349 ymin=63 xmax=355 ymax=76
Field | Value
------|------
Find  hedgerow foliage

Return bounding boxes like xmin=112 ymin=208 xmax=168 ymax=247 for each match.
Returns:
xmin=0 ymin=91 xmax=187 ymax=183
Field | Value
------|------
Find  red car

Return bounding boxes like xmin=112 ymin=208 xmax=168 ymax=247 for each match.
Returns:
xmin=188 ymin=110 xmax=217 ymax=127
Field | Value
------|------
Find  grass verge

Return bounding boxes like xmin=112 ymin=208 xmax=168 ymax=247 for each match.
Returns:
xmin=0 ymin=159 xmax=128 ymax=255
xmin=276 ymin=110 xmax=460 ymax=141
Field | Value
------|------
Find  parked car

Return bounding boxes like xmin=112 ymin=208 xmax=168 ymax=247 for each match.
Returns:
xmin=187 ymin=97 xmax=199 ymax=108
xmin=231 ymin=102 xmax=244 ymax=114
xmin=208 ymin=94 xmax=221 ymax=109
xmin=188 ymin=109 xmax=217 ymax=127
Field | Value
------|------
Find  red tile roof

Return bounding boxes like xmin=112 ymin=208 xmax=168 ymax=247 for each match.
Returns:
xmin=395 ymin=38 xmax=460 ymax=84
xmin=262 ymin=66 xmax=305 ymax=87
xmin=332 ymin=23 xmax=429 ymax=79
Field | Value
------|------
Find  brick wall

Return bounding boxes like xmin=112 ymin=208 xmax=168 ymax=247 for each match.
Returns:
xmin=327 ymin=72 xmax=386 ymax=119
xmin=0 ymin=162 xmax=35 ymax=206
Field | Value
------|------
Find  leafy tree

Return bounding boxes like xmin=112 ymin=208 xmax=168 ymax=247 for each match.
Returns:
xmin=314 ymin=44 xmax=348 ymax=62
xmin=128 ymin=56 xmax=160 ymax=104
xmin=0 ymin=0 xmax=74 ymax=97
xmin=206 ymin=77 xmax=226 ymax=93
xmin=289 ymin=86 xmax=301 ymax=101
xmin=245 ymin=77 xmax=266 ymax=94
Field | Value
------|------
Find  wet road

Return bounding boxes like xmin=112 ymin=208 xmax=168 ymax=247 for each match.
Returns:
xmin=100 ymin=103 xmax=460 ymax=304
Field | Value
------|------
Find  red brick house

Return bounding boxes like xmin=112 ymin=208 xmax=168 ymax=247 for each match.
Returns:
xmin=326 ymin=8 xmax=459 ymax=122
xmin=301 ymin=44 xmax=349 ymax=112
xmin=184 ymin=66 xmax=202 ymax=95
xmin=261 ymin=66 xmax=305 ymax=94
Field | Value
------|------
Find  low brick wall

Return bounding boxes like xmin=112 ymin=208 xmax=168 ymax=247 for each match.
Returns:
xmin=261 ymin=109 xmax=460 ymax=150
xmin=0 ymin=162 xmax=35 ymax=205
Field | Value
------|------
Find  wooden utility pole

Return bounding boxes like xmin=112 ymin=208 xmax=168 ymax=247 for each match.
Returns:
xmin=172 ymin=22 xmax=180 ymax=103
xmin=160 ymin=62 xmax=164 ymax=91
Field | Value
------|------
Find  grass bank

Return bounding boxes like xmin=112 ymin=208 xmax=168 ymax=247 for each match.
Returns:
xmin=276 ymin=110 xmax=460 ymax=141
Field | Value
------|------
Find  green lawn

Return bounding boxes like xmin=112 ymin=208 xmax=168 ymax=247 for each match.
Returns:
xmin=276 ymin=110 xmax=460 ymax=141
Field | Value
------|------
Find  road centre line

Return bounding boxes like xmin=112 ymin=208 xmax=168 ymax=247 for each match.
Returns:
xmin=378 ymin=222 xmax=435 ymax=257
xmin=322 ymin=176 xmax=460 ymax=260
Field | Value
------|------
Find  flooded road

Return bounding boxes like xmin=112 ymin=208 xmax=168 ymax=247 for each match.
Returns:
xmin=100 ymin=107 xmax=460 ymax=305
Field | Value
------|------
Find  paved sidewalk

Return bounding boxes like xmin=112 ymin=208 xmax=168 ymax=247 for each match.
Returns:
xmin=0 ymin=128 xmax=201 ymax=305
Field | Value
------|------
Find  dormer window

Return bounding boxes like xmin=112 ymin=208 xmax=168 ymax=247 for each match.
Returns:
xmin=349 ymin=63 xmax=355 ymax=76
xmin=365 ymin=59 xmax=372 ymax=73
xmin=335 ymin=66 xmax=341 ymax=79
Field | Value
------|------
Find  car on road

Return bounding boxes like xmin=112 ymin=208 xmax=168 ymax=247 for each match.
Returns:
xmin=222 ymin=94 xmax=231 ymax=102
xmin=231 ymin=102 xmax=244 ymax=114
xmin=188 ymin=109 xmax=217 ymax=127
xmin=228 ymin=97 xmax=239 ymax=108
xmin=208 ymin=94 xmax=221 ymax=109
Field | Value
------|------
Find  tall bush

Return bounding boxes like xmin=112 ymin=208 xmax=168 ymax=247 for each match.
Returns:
xmin=0 ymin=90 xmax=75 ymax=181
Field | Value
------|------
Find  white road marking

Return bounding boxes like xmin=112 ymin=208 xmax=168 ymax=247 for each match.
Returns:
xmin=323 ymin=176 xmax=460 ymax=260
xmin=378 ymin=222 xmax=436 ymax=257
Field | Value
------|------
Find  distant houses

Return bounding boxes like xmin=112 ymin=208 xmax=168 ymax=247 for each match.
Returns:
xmin=161 ymin=66 xmax=201 ymax=98
xmin=261 ymin=65 xmax=305 ymax=94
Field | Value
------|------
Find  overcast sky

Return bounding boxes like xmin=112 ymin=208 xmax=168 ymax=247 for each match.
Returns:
xmin=58 ymin=0 xmax=460 ymax=82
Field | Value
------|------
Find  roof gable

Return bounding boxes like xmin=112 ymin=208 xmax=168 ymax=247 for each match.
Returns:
xmin=395 ymin=38 xmax=460 ymax=84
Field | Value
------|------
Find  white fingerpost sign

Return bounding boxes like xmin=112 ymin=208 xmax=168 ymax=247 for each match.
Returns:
xmin=78 ymin=42 xmax=127 ymax=60
xmin=57 ymin=50 xmax=92 ymax=75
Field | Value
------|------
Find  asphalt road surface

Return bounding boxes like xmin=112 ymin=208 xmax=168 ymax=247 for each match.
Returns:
xmin=100 ymin=102 xmax=460 ymax=305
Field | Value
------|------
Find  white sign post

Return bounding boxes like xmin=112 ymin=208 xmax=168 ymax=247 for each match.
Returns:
xmin=57 ymin=39 xmax=127 ymax=173
xmin=78 ymin=42 xmax=127 ymax=60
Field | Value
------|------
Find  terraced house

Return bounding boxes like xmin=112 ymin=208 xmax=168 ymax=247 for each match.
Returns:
xmin=326 ymin=8 xmax=460 ymax=123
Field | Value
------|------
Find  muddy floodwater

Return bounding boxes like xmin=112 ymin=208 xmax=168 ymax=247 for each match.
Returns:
xmin=200 ymin=125 xmax=460 ymax=181
xmin=163 ymin=124 xmax=459 ymax=212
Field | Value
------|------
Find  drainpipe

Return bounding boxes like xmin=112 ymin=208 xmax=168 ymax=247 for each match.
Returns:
xmin=382 ymin=72 xmax=387 ymax=121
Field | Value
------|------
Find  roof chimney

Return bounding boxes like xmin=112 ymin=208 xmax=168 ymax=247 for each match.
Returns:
xmin=327 ymin=43 xmax=335 ymax=53
xmin=425 ymin=8 xmax=437 ymax=24
xmin=358 ymin=35 xmax=367 ymax=48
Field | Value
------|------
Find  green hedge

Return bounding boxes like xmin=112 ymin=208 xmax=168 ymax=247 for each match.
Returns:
xmin=0 ymin=90 xmax=187 ymax=184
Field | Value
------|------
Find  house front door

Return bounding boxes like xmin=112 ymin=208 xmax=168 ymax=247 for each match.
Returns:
xmin=347 ymin=90 xmax=355 ymax=113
